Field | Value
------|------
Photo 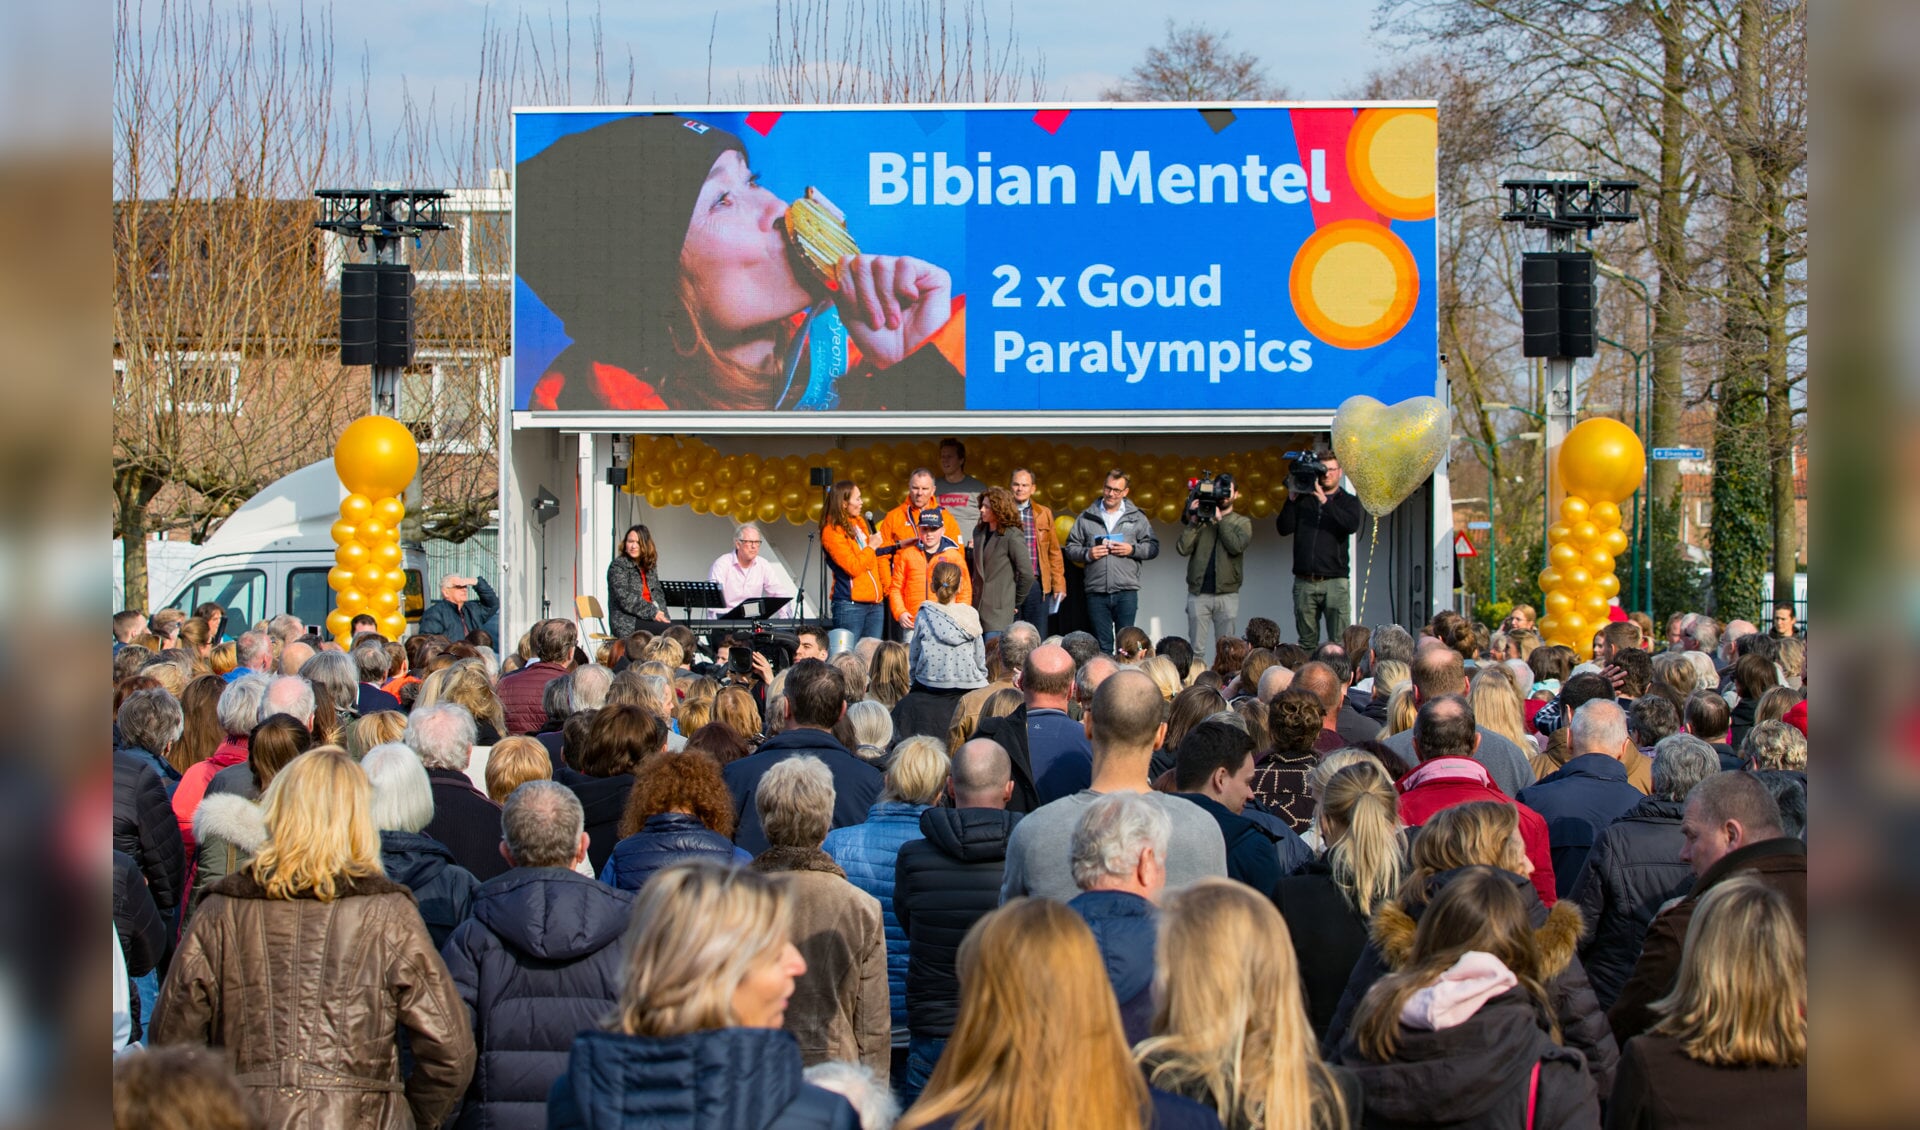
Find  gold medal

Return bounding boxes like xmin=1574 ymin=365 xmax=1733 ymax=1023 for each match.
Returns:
xmin=780 ymin=188 xmax=859 ymax=291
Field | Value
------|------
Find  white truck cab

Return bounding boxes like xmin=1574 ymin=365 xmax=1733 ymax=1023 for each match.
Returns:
xmin=159 ymin=459 xmax=427 ymax=637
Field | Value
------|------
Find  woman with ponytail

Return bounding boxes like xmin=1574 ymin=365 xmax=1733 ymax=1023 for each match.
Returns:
xmin=1138 ymin=880 xmax=1358 ymax=1130
xmin=1336 ymin=868 xmax=1600 ymax=1129
xmin=1320 ymin=802 xmax=1618 ymax=1092
xmin=1273 ymin=759 xmax=1407 ymax=1038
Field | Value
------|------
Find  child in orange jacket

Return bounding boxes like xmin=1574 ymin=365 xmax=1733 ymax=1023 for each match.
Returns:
xmin=889 ymin=510 xmax=971 ymax=629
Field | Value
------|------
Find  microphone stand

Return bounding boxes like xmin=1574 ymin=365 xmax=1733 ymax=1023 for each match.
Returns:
xmin=793 ymin=530 xmax=817 ymax=621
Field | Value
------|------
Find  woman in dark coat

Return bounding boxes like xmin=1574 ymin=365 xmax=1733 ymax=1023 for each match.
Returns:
xmin=547 ymin=861 xmax=856 ymax=1129
xmin=1606 ymin=877 xmax=1805 ymax=1130
xmin=363 ymin=743 xmax=480 ymax=948
xmin=566 ymin=705 xmax=665 ymax=874
xmin=1338 ymin=868 xmax=1598 ymax=1130
xmin=607 ymin=524 xmax=669 ymax=639
xmin=1323 ymin=802 xmax=1619 ymax=1094
xmin=1272 ymin=760 xmax=1406 ymax=1039
xmin=600 ymin=747 xmax=750 ymax=892
xmin=966 ymin=486 xmax=1035 ymax=641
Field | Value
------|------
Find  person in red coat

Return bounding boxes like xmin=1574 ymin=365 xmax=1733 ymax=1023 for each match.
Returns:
xmin=1396 ymin=694 xmax=1557 ymax=905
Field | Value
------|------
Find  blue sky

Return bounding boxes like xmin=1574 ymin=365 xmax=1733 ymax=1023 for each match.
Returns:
xmin=309 ymin=1 xmax=1386 ymax=157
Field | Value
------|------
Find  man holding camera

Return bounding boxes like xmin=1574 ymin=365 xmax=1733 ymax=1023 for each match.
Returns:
xmin=1175 ymin=475 xmax=1252 ymax=661
xmin=1275 ymin=451 xmax=1363 ymax=647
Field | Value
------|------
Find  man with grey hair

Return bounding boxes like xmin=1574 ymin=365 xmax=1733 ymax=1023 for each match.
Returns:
xmin=1001 ymin=669 xmax=1226 ymax=903
xmin=1066 ymin=792 xmax=1169 ymax=1044
xmin=568 ymin=664 xmax=613 ymax=713
xmin=407 ymin=704 xmax=509 ymax=881
xmin=1518 ymin=699 xmax=1647 ymax=898
xmin=225 ymin=629 xmax=273 ymax=682
xmin=352 ymin=641 xmax=402 ymax=715
xmin=1256 ymin=663 xmax=1294 ymax=704
xmin=278 ymin=638 xmax=316 ymax=676
xmin=1569 ymin=733 xmax=1719 ymax=1009
xmin=442 ymin=779 xmax=633 ymax=1127
xmin=266 ymin=613 xmax=304 ymax=657
xmin=257 ymin=675 xmax=316 ymax=729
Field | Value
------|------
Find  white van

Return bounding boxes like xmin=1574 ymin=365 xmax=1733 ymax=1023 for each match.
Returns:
xmin=157 ymin=458 xmax=428 ymax=636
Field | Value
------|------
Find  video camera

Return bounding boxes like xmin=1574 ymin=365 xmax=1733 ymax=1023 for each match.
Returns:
xmin=1183 ymin=471 xmax=1235 ymax=525
xmin=725 ymin=623 xmax=799 ymax=678
xmin=1283 ymin=450 xmax=1331 ymax=493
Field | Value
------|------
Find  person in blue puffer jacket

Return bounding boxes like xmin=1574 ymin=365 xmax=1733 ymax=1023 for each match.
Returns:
xmin=822 ymin=734 xmax=951 ymax=1085
xmin=548 ymin=859 xmax=856 ymax=1130
xmin=600 ymin=750 xmax=750 ymax=892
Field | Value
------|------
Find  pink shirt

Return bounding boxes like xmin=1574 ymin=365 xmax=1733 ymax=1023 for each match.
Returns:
xmin=708 ymin=552 xmax=794 ymax=614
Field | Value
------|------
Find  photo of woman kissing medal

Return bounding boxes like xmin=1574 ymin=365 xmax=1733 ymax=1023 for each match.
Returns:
xmin=518 ymin=115 xmax=966 ymax=413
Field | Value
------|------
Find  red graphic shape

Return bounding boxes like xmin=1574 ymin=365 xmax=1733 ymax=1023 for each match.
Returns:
xmin=1288 ymin=108 xmax=1382 ymax=229
xmin=744 ymin=111 xmax=784 ymax=136
xmin=1032 ymin=109 xmax=1070 ymax=135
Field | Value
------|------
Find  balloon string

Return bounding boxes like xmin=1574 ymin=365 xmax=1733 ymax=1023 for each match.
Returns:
xmin=1359 ymin=516 xmax=1378 ymax=620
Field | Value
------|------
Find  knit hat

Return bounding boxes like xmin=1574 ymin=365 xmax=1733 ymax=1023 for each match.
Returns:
xmin=516 ymin=114 xmax=746 ymax=366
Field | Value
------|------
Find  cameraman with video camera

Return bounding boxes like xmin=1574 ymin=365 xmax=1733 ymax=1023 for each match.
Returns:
xmin=1175 ymin=471 xmax=1252 ymax=661
xmin=1275 ymin=449 xmax=1363 ymax=646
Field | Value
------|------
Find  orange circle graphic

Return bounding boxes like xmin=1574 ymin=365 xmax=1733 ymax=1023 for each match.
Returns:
xmin=1348 ymin=108 xmax=1437 ymax=221
xmin=1289 ymin=219 xmax=1419 ymax=350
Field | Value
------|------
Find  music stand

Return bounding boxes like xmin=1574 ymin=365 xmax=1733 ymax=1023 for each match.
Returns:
xmin=719 ymin=595 xmax=794 ymax=621
xmin=657 ymin=581 xmax=725 ymax=625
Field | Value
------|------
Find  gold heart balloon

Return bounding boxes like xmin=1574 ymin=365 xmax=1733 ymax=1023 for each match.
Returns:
xmin=1331 ymin=394 xmax=1450 ymax=518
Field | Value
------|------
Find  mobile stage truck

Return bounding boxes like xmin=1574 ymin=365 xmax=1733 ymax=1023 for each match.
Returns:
xmin=496 ymin=102 xmax=1452 ymax=649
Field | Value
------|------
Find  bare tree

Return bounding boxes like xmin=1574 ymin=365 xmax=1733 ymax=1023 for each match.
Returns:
xmin=1101 ymin=20 xmax=1290 ymax=101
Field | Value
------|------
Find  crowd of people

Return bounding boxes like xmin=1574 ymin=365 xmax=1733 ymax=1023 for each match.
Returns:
xmin=111 ymin=594 xmax=1807 ymax=1129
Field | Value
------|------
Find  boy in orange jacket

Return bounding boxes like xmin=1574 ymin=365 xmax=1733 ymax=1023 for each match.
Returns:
xmin=889 ymin=509 xmax=971 ymax=630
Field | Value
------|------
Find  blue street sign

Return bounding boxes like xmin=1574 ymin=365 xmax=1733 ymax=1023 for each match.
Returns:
xmin=1651 ymin=446 xmax=1706 ymax=461
xmin=1466 ymin=520 xmax=1493 ymax=529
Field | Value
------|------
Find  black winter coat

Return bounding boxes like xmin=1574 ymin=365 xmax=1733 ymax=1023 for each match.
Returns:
xmin=381 ymin=830 xmax=481 ymax=949
xmin=1069 ymin=889 xmax=1158 ymax=1046
xmin=970 ymin=705 xmax=1047 ymax=814
xmin=114 ymin=748 xmax=186 ymax=915
xmin=1336 ymin=988 xmax=1599 ymax=1130
xmin=557 ymin=770 xmax=636 ymax=875
xmin=1272 ymin=860 xmax=1375 ymax=1040
xmin=1517 ymin=755 xmax=1648 ymax=899
xmin=1177 ymin=792 xmax=1294 ymax=898
xmin=112 ymin=850 xmax=166 ymax=1043
xmin=426 ymin=768 xmax=511 ymax=881
xmin=600 ymin=812 xmax=750 ymax=892
xmin=1323 ymin=867 xmax=1619 ymax=1095
xmin=893 ymin=806 xmax=1020 ymax=1039
xmin=442 ymin=868 xmax=634 ymax=1130
xmin=889 ymin=684 xmax=969 ymax=745
xmin=1568 ymin=798 xmax=1694 ymax=1010
xmin=548 ymin=1028 xmax=857 ymax=1130
xmin=723 ymin=729 xmax=883 ymax=856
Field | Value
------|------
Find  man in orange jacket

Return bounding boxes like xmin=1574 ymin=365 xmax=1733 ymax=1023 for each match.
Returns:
xmin=890 ymin=510 xmax=971 ymax=630
xmin=1010 ymin=467 xmax=1065 ymax=631
xmin=878 ymin=467 xmax=962 ymax=549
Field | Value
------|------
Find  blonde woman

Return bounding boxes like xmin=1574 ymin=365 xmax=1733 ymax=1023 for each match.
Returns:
xmin=1607 ymin=876 xmax=1805 ymax=1129
xmin=1338 ymin=870 xmax=1600 ymax=1129
xmin=1140 ymin=654 xmax=1185 ymax=702
xmin=1470 ymin=667 xmax=1538 ymax=757
xmin=432 ymin=659 xmax=509 ymax=745
xmin=897 ymin=898 xmax=1218 ymax=1130
xmin=1322 ymin=802 xmax=1618 ymax=1093
xmin=1378 ymin=684 xmax=1417 ymax=740
xmin=1138 ymin=880 xmax=1355 ymax=1130
xmin=1274 ymin=761 xmax=1407 ymax=1037
xmin=823 ymin=735 xmax=953 ymax=1075
xmin=345 ymin=709 xmax=407 ymax=761
xmin=482 ymin=734 xmax=554 ymax=805
xmin=545 ymin=861 xmax=858 ymax=1129
xmin=867 ymin=640 xmax=911 ymax=709
xmin=150 ymin=748 xmax=475 ymax=1128
xmin=713 ymin=684 xmax=764 ymax=748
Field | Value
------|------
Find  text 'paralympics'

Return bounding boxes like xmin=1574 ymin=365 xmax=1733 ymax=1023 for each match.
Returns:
xmin=992 ymin=329 xmax=1315 ymax=384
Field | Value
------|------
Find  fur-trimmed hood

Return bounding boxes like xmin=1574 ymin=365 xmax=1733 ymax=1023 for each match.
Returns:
xmin=1369 ymin=866 xmax=1583 ymax=980
xmin=749 ymin=845 xmax=847 ymax=877
xmin=193 ymin=793 xmax=269 ymax=854
xmin=208 ymin=866 xmax=413 ymax=902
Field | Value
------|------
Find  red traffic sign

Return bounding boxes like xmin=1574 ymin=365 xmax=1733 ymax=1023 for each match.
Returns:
xmin=1453 ymin=531 xmax=1478 ymax=558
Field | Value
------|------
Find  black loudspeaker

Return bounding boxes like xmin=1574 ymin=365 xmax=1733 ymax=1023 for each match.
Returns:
xmin=1521 ymin=254 xmax=1560 ymax=359
xmin=375 ymin=264 xmax=414 ymax=367
xmin=1519 ymin=252 xmax=1596 ymax=358
xmin=1557 ymin=253 xmax=1595 ymax=358
xmin=339 ymin=264 xmax=379 ymax=366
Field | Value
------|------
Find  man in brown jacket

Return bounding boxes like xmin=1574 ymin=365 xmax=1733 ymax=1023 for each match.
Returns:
xmin=1011 ymin=468 xmax=1066 ymax=633
xmin=1608 ymin=770 xmax=1807 ymax=1042
xmin=748 ymin=754 xmax=891 ymax=1080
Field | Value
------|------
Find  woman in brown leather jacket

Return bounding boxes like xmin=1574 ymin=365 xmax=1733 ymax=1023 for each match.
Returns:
xmin=151 ymin=747 xmax=475 ymax=1129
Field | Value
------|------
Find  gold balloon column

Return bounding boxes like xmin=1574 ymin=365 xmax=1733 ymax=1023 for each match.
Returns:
xmin=1536 ymin=418 xmax=1645 ymax=659
xmin=326 ymin=416 xmax=421 ymax=645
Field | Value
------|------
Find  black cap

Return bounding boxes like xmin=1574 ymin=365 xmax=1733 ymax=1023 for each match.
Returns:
xmin=517 ymin=115 xmax=746 ymax=368
xmin=918 ymin=509 xmax=946 ymax=530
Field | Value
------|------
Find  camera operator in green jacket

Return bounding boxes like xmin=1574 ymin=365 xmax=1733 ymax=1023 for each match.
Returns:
xmin=1175 ymin=475 xmax=1252 ymax=662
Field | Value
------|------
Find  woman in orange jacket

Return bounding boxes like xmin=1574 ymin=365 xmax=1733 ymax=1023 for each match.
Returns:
xmin=821 ymin=480 xmax=908 ymax=642
xmin=889 ymin=511 xmax=972 ymax=631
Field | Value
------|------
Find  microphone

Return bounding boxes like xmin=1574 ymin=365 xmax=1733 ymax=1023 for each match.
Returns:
xmin=863 ymin=510 xmax=876 ymax=524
